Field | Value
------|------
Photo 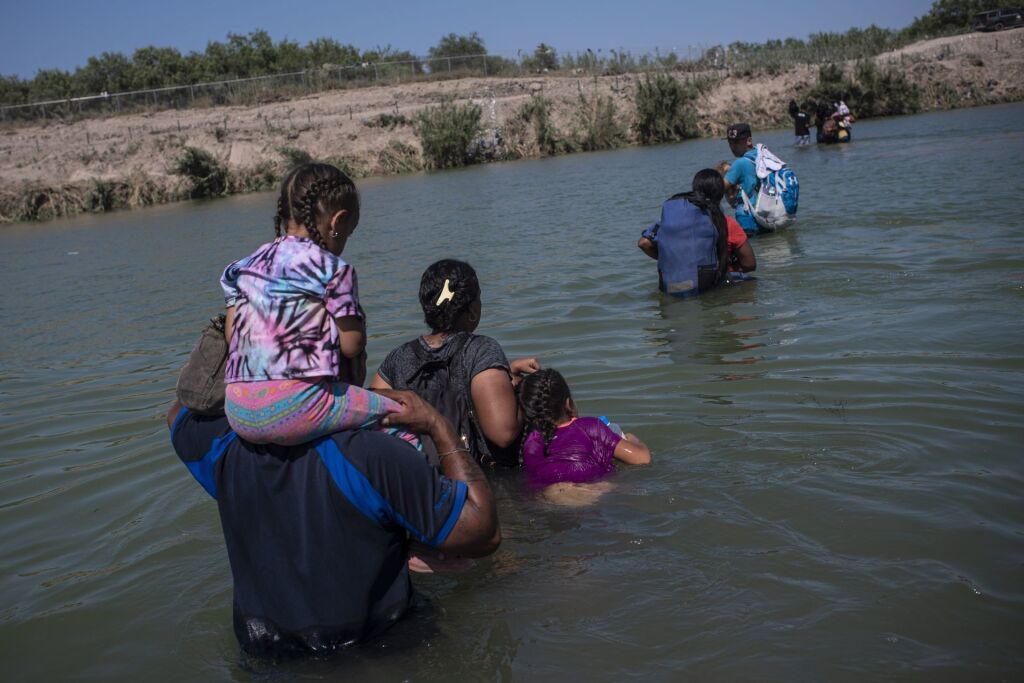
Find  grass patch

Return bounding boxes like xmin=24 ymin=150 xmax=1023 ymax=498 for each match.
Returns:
xmin=376 ymin=141 xmax=422 ymax=175
xmin=0 ymin=173 xmax=170 ymax=223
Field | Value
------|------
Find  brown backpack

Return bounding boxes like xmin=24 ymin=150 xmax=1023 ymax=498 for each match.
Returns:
xmin=175 ymin=315 xmax=228 ymax=415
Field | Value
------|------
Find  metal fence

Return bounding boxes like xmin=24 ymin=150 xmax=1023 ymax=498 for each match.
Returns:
xmin=0 ymin=54 xmax=477 ymax=123
xmin=3 ymin=32 xmax=1011 ymax=124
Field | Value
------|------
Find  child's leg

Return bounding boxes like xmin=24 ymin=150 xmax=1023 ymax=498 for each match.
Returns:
xmin=225 ymin=379 xmax=419 ymax=447
xmin=317 ymin=380 xmax=421 ymax=449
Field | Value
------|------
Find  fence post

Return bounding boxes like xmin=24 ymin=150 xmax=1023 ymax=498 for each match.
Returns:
xmin=373 ymin=63 xmax=379 ymax=81
xmin=483 ymin=55 xmax=488 ymax=76
xmin=448 ymin=57 xmax=452 ymax=73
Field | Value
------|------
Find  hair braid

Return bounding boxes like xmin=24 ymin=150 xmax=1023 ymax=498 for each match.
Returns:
xmin=273 ymin=193 xmax=287 ymax=237
xmin=517 ymin=369 xmax=573 ymax=460
xmin=272 ymin=162 xmax=360 ymax=247
xmin=299 ymin=178 xmax=328 ymax=250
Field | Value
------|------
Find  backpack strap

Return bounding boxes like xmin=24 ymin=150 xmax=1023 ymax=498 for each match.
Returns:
xmin=739 ymin=187 xmax=756 ymax=215
xmin=403 ymin=332 xmax=473 ymax=385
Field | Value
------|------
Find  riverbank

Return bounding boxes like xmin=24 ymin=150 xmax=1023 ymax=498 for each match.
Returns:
xmin=2 ymin=30 xmax=1022 ymax=223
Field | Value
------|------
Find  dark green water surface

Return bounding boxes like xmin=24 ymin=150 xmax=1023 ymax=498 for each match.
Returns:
xmin=1 ymin=103 xmax=1023 ymax=680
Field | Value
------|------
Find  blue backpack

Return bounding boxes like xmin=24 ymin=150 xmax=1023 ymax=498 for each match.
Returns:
xmin=642 ymin=196 xmax=723 ymax=297
xmin=739 ymin=146 xmax=799 ymax=231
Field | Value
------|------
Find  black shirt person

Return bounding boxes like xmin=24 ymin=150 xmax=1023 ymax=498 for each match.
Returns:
xmin=167 ymin=389 xmax=499 ymax=659
xmin=789 ymin=99 xmax=811 ymax=145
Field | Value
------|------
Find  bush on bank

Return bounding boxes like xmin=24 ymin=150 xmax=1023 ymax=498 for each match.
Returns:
xmin=415 ymin=99 xmax=482 ymax=169
xmin=573 ymin=93 xmax=626 ymax=151
xmin=809 ymin=61 xmax=922 ymax=118
xmin=172 ymin=147 xmax=229 ymax=198
xmin=633 ymin=73 xmax=706 ymax=145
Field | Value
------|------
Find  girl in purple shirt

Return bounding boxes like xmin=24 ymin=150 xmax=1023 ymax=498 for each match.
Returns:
xmin=518 ymin=369 xmax=651 ymax=488
xmin=221 ymin=163 xmax=412 ymax=447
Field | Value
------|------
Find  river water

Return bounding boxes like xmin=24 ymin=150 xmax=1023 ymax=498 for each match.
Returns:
xmin=1 ymin=103 xmax=1022 ymax=680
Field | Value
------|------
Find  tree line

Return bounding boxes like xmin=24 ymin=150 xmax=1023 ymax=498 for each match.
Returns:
xmin=0 ymin=0 xmax=1003 ymax=107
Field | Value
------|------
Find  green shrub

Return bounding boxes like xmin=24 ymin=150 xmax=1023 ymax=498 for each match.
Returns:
xmin=172 ymin=147 xmax=228 ymax=198
xmin=810 ymin=61 xmax=920 ymax=118
xmin=230 ymin=162 xmax=279 ymax=193
xmin=633 ymin=73 xmax=703 ymax=144
xmin=572 ymin=93 xmax=625 ymax=151
xmin=415 ymin=99 xmax=482 ymax=169
xmin=523 ymin=43 xmax=558 ymax=72
xmin=277 ymin=145 xmax=312 ymax=167
xmin=363 ymin=112 xmax=411 ymax=129
xmin=324 ymin=155 xmax=366 ymax=178
xmin=518 ymin=94 xmax=566 ymax=156
xmin=85 ymin=179 xmax=118 ymax=212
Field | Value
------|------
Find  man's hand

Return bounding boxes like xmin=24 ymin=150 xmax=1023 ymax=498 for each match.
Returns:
xmin=377 ymin=390 xmax=500 ymax=558
xmin=376 ymin=389 xmax=439 ymax=435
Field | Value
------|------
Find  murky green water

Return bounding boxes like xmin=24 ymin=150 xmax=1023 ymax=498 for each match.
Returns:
xmin=2 ymin=103 xmax=1023 ymax=680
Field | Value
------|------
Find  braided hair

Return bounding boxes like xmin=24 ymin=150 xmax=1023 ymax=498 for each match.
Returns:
xmin=419 ymin=259 xmax=481 ymax=333
xmin=273 ymin=163 xmax=359 ymax=250
xmin=517 ymin=369 xmax=572 ymax=458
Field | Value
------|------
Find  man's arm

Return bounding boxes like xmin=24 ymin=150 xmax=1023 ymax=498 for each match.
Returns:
xmin=167 ymin=400 xmax=184 ymax=429
xmin=378 ymin=389 xmax=500 ymax=558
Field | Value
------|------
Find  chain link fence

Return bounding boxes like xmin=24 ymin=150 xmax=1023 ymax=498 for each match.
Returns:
xmin=2 ymin=31 xmax=1006 ymax=124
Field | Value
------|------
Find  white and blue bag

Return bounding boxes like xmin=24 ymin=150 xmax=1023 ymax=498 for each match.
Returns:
xmin=739 ymin=144 xmax=799 ymax=231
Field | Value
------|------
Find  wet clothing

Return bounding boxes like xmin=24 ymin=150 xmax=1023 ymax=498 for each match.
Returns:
xmin=726 ymin=150 xmax=759 ymax=233
xmin=523 ymin=416 xmax=621 ymax=487
xmin=221 ymin=236 xmax=362 ymax=382
xmin=377 ymin=333 xmax=510 ymax=390
xmin=641 ymin=196 xmax=724 ymax=297
xmin=169 ymin=407 xmax=466 ymax=658
xmin=377 ymin=333 xmax=517 ymax=466
xmin=792 ymin=111 xmax=810 ymax=137
xmin=726 ymin=216 xmax=748 ymax=256
xmin=224 ymin=378 xmax=415 ymax=448
xmin=220 ymin=235 xmax=398 ymax=447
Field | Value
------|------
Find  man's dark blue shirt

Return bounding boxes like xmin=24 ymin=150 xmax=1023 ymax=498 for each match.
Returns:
xmin=169 ymin=407 xmax=466 ymax=658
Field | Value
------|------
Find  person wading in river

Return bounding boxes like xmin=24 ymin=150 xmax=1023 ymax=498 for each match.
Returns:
xmin=167 ymin=389 xmax=499 ymax=659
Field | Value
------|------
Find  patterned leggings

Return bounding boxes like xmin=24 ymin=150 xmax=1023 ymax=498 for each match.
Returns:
xmin=225 ymin=378 xmax=419 ymax=448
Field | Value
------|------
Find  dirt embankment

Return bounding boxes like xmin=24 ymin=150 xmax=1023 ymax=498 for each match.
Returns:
xmin=1 ymin=30 xmax=1022 ymax=223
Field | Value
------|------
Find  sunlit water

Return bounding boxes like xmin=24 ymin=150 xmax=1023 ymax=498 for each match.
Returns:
xmin=1 ymin=103 xmax=1022 ymax=680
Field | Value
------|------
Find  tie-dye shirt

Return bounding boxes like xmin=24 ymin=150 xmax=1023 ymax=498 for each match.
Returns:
xmin=221 ymin=236 xmax=362 ymax=382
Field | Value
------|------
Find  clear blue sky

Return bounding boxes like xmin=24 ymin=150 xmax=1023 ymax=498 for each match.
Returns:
xmin=0 ymin=0 xmax=936 ymax=79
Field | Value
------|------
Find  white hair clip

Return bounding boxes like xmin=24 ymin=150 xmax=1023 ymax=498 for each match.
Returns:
xmin=435 ymin=278 xmax=455 ymax=306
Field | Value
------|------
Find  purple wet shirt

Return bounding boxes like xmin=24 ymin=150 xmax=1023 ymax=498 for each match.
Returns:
xmin=522 ymin=416 xmax=622 ymax=487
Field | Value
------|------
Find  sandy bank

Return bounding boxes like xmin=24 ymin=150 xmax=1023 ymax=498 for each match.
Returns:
xmin=1 ymin=30 xmax=1022 ymax=223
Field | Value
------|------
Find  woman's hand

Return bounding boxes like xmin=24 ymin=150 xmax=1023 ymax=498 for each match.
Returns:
xmin=510 ymin=357 xmax=540 ymax=384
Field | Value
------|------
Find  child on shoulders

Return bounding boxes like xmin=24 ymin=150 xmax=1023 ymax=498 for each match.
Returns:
xmin=221 ymin=162 xmax=414 ymax=447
